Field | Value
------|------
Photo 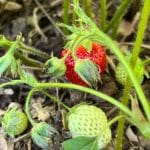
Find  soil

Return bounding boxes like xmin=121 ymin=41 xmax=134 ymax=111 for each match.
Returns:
xmin=0 ymin=0 xmax=150 ymax=150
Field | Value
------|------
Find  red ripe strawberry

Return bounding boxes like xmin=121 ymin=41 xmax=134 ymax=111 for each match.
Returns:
xmin=61 ymin=42 xmax=107 ymax=86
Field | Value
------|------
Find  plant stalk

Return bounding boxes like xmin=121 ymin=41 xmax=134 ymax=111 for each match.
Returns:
xmin=35 ymin=82 xmax=132 ymax=117
xmin=99 ymin=0 xmax=107 ymax=30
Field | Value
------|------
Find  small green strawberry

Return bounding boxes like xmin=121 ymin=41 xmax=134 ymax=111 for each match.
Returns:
xmin=67 ymin=104 xmax=111 ymax=149
xmin=116 ymin=56 xmax=144 ymax=85
xmin=2 ymin=107 xmax=28 ymax=137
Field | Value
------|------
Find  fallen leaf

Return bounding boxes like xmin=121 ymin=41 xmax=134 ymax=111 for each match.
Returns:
xmin=0 ymin=137 xmax=7 ymax=150
xmin=32 ymin=102 xmax=52 ymax=121
xmin=126 ymin=126 xmax=138 ymax=142
xmin=4 ymin=1 xmax=22 ymax=11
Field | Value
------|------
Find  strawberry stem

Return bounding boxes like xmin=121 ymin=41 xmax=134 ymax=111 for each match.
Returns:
xmin=35 ymin=82 xmax=133 ymax=117
xmin=108 ymin=115 xmax=124 ymax=126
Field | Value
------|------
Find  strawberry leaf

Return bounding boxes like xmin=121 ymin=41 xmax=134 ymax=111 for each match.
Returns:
xmin=63 ymin=136 xmax=98 ymax=150
xmin=0 ymin=41 xmax=18 ymax=76
xmin=20 ymin=70 xmax=37 ymax=86
xmin=0 ymin=54 xmax=13 ymax=76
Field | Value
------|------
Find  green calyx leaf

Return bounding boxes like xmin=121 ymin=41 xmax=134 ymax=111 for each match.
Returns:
xmin=45 ymin=57 xmax=66 ymax=77
xmin=31 ymin=122 xmax=57 ymax=149
xmin=63 ymin=136 xmax=98 ymax=150
xmin=2 ymin=108 xmax=28 ymax=137
xmin=82 ymin=39 xmax=92 ymax=52
xmin=0 ymin=41 xmax=18 ymax=76
xmin=74 ymin=59 xmax=100 ymax=87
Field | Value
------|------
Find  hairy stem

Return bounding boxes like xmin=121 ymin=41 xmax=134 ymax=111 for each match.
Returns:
xmin=25 ymin=88 xmax=37 ymax=126
xmin=35 ymin=82 xmax=132 ymax=116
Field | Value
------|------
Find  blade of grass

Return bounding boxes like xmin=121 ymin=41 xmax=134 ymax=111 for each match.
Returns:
xmin=104 ymin=0 xmax=132 ymax=33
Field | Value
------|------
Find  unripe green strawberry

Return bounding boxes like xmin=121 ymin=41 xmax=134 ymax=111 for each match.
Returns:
xmin=115 ymin=63 xmax=127 ymax=85
xmin=116 ymin=56 xmax=144 ymax=85
xmin=2 ymin=108 xmax=28 ymax=137
xmin=67 ymin=104 xmax=111 ymax=149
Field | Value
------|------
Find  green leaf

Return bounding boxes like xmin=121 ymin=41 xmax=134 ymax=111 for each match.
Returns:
xmin=0 ymin=54 xmax=13 ymax=76
xmin=20 ymin=70 xmax=37 ymax=86
xmin=0 ymin=41 xmax=18 ymax=76
xmin=63 ymin=136 xmax=98 ymax=150
xmin=82 ymin=39 xmax=92 ymax=52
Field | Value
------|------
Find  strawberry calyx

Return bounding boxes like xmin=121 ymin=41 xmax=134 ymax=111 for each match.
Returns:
xmin=45 ymin=57 xmax=66 ymax=77
xmin=74 ymin=58 xmax=101 ymax=87
xmin=31 ymin=122 xmax=58 ymax=149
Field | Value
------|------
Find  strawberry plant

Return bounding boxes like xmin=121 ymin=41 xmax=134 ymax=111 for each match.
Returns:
xmin=0 ymin=0 xmax=150 ymax=149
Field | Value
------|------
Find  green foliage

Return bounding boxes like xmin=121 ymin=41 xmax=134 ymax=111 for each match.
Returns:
xmin=0 ymin=42 xmax=18 ymax=76
xmin=63 ymin=136 xmax=98 ymax=150
xmin=31 ymin=122 xmax=57 ymax=149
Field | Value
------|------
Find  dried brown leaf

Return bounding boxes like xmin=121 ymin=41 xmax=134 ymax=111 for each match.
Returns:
xmin=4 ymin=1 xmax=22 ymax=11
xmin=32 ymin=102 xmax=51 ymax=121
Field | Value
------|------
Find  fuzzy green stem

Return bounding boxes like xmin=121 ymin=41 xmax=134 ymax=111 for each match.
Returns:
xmin=130 ymin=0 xmax=150 ymax=69
xmin=19 ymin=42 xmax=50 ymax=59
xmin=25 ymin=88 xmax=37 ymax=126
xmin=104 ymin=0 xmax=132 ymax=32
xmin=116 ymin=81 xmax=131 ymax=150
xmin=99 ymin=0 xmax=107 ymax=30
xmin=0 ymin=80 xmax=24 ymax=88
xmin=82 ymin=0 xmax=92 ymax=18
xmin=63 ymin=0 xmax=70 ymax=34
xmin=15 ymin=51 xmax=42 ymax=67
xmin=108 ymin=115 xmax=124 ymax=126
xmin=35 ymin=82 xmax=132 ymax=116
